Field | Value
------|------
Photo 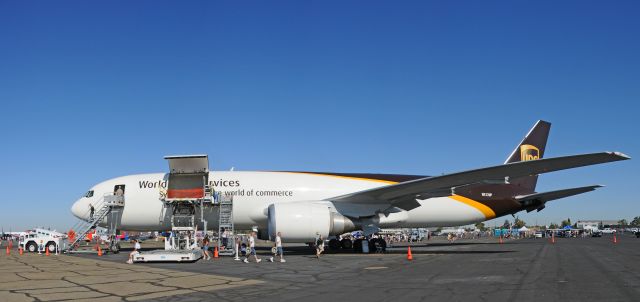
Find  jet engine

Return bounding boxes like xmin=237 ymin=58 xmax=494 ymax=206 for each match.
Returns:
xmin=267 ymin=202 xmax=356 ymax=242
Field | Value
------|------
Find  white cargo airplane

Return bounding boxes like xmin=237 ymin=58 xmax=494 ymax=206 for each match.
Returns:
xmin=71 ymin=121 xmax=629 ymax=244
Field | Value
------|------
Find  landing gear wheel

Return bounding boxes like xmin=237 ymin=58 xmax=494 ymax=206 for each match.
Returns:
xmin=340 ymin=239 xmax=353 ymax=250
xmin=353 ymin=239 xmax=363 ymax=253
xmin=26 ymin=242 xmax=37 ymax=253
xmin=379 ymin=239 xmax=387 ymax=252
xmin=328 ymin=239 xmax=340 ymax=251
xmin=368 ymin=238 xmax=377 ymax=252
xmin=371 ymin=238 xmax=386 ymax=253
xmin=110 ymin=242 xmax=121 ymax=254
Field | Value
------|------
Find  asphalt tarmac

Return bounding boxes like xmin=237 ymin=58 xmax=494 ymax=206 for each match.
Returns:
xmin=94 ymin=234 xmax=640 ymax=301
xmin=2 ymin=234 xmax=639 ymax=302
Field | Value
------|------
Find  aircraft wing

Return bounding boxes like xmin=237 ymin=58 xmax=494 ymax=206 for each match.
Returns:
xmin=516 ymin=185 xmax=603 ymax=212
xmin=329 ymin=152 xmax=629 ymax=214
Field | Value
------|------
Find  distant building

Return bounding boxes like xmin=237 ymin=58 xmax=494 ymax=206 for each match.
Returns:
xmin=576 ymin=220 xmax=621 ymax=229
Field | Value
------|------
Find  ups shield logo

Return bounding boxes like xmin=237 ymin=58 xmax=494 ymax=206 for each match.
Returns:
xmin=520 ymin=144 xmax=540 ymax=161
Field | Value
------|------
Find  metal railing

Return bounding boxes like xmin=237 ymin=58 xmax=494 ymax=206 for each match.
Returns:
xmin=66 ymin=193 xmax=125 ymax=251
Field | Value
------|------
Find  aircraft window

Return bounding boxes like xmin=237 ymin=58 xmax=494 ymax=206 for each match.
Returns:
xmin=84 ymin=190 xmax=94 ymax=198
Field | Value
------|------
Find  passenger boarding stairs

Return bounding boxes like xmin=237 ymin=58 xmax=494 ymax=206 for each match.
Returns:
xmin=216 ymin=193 xmax=234 ymax=256
xmin=67 ymin=193 xmax=124 ymax=252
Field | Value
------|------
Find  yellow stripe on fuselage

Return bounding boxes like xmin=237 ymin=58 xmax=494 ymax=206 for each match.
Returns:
xmin=449 ymin=194 xmax=496 ymax=219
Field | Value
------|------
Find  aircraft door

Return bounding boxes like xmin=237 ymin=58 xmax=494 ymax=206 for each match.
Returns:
xmin=114 ymin=185 xmax=125 ymax=196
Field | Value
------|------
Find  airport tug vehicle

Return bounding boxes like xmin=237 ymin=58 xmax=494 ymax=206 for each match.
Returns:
xmin=19 ymin=228 xmax=69 ymax=254
xmin=133 ymin=155 xmax=235 ymax=262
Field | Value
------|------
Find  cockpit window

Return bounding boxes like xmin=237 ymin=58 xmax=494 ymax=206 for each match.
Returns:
xmin=84 ymin=190 xmax=94 ymax=198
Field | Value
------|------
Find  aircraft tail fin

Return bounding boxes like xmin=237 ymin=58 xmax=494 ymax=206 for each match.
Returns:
xmin=504 ymin=120 xmax=551 ymax=193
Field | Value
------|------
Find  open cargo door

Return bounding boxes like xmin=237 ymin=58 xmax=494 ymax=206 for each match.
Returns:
xmin=164 ymin=155 xmax=209 ymax=200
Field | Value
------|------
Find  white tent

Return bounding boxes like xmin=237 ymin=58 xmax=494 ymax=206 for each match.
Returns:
xmin=518 ymin=226 xmax=529 ymax=232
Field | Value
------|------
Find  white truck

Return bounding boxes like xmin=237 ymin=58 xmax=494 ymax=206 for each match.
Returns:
xmin=410 ymin=229 xmax=427 ymax=242
xmin=19 ymin=229 xmax=69 ymax=253
xmin=601 ymin=228 xmax=617 ymax=234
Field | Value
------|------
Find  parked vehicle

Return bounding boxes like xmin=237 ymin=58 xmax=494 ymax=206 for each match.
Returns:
xmin=19 ymin=229 xmax=68 ymax=253
xmin=601 ymin=228 xmax=616 ymax=234
xmin=410 ymin=230 xmax=426 ymax=242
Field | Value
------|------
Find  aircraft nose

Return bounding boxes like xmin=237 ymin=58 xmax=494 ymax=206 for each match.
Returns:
xmin=71 ymin=198 xmax=88 ymax=220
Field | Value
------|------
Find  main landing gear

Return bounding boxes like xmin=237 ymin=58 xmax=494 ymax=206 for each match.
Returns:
xmin=327 ymin=237 xmax=387 ymax=253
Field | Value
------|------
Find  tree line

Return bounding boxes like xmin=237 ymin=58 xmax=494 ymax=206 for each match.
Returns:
xmin=480 ymin=216 xmax=640 ymax=230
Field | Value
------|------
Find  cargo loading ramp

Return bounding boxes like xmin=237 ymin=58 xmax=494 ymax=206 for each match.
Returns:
xmin=134 ymin=155 xmax=210 ymax=263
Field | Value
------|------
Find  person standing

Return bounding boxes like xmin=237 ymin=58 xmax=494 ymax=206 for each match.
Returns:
xmin=243 ymin=232 xmax=261 ymax=263
xmin=115 ymin=186 xmax=124 ymax=196
xmin=315 ymin=234 xmax=324 ymax=259
xmin=270 ymin=232 xmax=286 ymax=263
xmin=221 ymin=228 xmax=228 ymax=249
xmin=89 ymin=204 xmax=95 ymax=221
xmin=202 ymin=236 xmax=211 ymax=260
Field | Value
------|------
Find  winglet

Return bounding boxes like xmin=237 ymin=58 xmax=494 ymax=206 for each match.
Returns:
xmin=610 ymin=151 xmax=631 ymax=160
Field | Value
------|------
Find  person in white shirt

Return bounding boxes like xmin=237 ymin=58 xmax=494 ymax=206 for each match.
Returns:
xmin=221 ymin=228 xmax=228 ymax=249
xmin=127 ymin=240 xmax=141 ymax=264
xmin=270 ymin=232 xmax=286 ymax=263
xmin=243 ymin=232 xmax=261 ymax=263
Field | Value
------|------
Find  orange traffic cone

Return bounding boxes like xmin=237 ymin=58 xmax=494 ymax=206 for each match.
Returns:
xmin=613 ymin=234 xmax=618 ymax=244
xmin=97 ymin=246 xmax=102 ymax=256
xmin=550 ymin=233 xmax=555 ymax=244
xmin=407 ymin=246 xmax=413 ymax=261
xmin=45 ymin=247 xmax=50 ymax=256
xmin=214 ymin=246 xmax=219 ymax=258
xmin=6 ymin=246 xmax=10 ymax=255
xmin=499 ymin=236 xmax=503 ymax=244
xmin=19 ymin=247 xmax=23 ymax=255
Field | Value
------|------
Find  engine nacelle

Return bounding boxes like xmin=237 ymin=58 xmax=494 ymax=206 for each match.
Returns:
xmin=267 ymin=202 xmax=355 ymax=242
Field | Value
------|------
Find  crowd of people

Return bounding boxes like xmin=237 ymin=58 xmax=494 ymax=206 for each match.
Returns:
xmin=193 ymin=231 xmax=329 ymax=264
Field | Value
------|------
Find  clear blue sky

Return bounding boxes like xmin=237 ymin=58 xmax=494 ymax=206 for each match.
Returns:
xmin=1 ymin=1 xmax=638 ymax=231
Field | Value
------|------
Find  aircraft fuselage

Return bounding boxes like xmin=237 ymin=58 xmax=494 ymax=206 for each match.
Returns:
xmin=72 ymin=171 xmax=504 ymax=232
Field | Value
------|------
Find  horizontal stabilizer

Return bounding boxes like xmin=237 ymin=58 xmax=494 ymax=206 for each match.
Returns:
xmin=516 ymin=185 xmax=603 ymax=207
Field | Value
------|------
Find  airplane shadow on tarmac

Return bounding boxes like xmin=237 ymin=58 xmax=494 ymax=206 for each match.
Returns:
xmin=264 ymin=245 xmax=514 ymax=256
xmin=394 ymin=242 xmax=495 ymax=248
xmin=383 ymin=250 xmax=515 ymax=255
xmin=117 ymin=242 xmax=516 ymax=256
